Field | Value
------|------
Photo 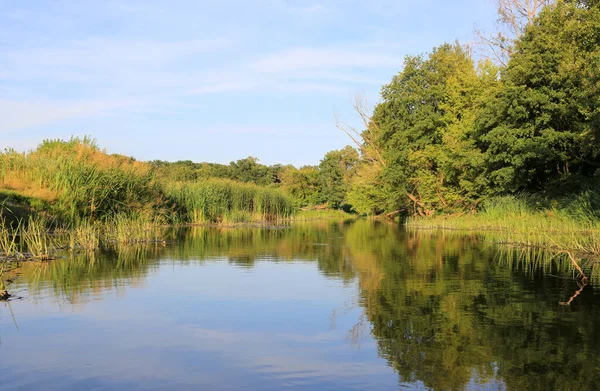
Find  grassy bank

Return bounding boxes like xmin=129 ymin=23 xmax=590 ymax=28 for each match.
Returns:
xmin=0 ymin=137 xmax=296 ymax=229
xmin=407 ymin=196 xmax=600 ymax=257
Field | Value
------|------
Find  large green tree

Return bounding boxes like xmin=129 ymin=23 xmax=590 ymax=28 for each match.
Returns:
xmin=475 ymin=0 xmax=600 ymax=194
xmin=364 ymin=43 xmax=496 ymax=215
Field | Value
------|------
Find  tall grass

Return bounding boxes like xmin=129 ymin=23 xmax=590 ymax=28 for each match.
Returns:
xmin=21 ymin=216 xmax=57 ymax=260
xmin=291 ymin=209 xmax=357 ymax=221
xmin=407 ymin=195 xmax=600 ymax=257
xmin=1 ymin=137 xmax=296 ymax=228
xmin=0 ymin=216 xmax=20 ymax=259
xmin=66 ymin=220 xmax=100 ymax=252
xmin=0 ymin=137 xmax=165 ymax=224
xmin=165 ymin=179 xmax=294 ymax=224
xmin=104 ymin=214 xmax=164 ymax=244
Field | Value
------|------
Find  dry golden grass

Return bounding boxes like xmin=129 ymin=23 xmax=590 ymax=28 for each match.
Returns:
xmin=0 ymin=173 xmax=59 ymax=202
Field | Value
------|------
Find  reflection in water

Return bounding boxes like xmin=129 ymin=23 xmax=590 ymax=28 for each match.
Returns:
xmin=2 ymin=220 xmax=600 ymax=390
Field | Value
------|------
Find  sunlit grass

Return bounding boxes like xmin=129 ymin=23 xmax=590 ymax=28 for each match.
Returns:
xmin=290 ymin=209 xmax=357 ymax=221
xmin=407 ymin=196 xmax=600 ymax=257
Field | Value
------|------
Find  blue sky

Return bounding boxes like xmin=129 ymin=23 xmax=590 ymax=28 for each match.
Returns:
xmin=0 ymin=0 xmax=497 ymax=166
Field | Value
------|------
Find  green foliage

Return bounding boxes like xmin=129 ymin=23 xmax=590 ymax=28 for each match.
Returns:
xmin=278 ymin=165 xmax=322 ymax=208
xmin=338 ymin=2 xmax=600 ymax=218
xmin=365 ymin=43 xmax=495 ymax=215
xmin=1 ymin=137 xmax=164 ymax=224
xmin=0 ymin=138 xmax=297 ymax=229
xmin=317 ymin=146 xmax=359 ymax=209
xmin=153 ymin=156 xmax=282 ymax=187
xmin=476 ymin=0 xmax=600 ymax=194
xmin=408 ymin=194 xmax=600 ymax=256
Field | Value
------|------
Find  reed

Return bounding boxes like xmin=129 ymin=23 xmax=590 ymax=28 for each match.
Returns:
xmin=0 ymin=137 xmax=165 ymax=224
xmin=1 ymin=138 xmax=296 ymax=229
xmin=165 ymin=179 xmax=294 ymax=224
xmin=0 ymin=263 xmax=8 ymax=299
xmin=407 ymin=195 xmax=600 ymax=257
xmin=68 ymin=220 xmax=100 ymax=251
xmin=104 ymin=214 xmax=164 ymax=245
xmin=0 ymin=216 xmax=21 ymax=259
xmin=21 ymin=215 xmax=57 ymax=260
xmin=291 ymin=209 xmax=356 ymax=221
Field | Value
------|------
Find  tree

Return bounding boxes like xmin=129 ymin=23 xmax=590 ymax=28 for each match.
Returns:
xmin=367 ymin=43 xmax=494 ymax=215
xmin=229 ymin=156 xmax=273 ymax=185
xmin=318 ymin=146 xmax=359 ymax=209
xmin=475 ymin=0 xmax=600 ymax=194
xmin=279 ymin=165 xmax=321 ymax=207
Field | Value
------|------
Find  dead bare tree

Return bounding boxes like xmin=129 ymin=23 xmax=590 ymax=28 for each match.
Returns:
xmin=335 ymin=92 xmax=386 ymax=168
xmin=475 ymin=0 xmax=553 ymax=66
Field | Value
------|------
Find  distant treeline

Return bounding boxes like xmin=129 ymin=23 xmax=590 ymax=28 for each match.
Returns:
xmin=151 ymin=145 xmax=359 ymax=211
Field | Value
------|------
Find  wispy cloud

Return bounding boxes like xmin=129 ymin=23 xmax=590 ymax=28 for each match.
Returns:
xmin=1 ymin=37 xmax=227 ymax=84
xmin=0 ymin=99 xmax=146 ymax=132
xmin=251 ymin=45 xmax=403 ymax=73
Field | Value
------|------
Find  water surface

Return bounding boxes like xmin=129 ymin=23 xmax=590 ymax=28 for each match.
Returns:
xmin=1 ymin=220 xmax=599 ymax=390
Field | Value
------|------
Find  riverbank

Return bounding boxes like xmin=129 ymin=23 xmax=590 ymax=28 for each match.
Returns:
xmin=406 ymin=196 xmax=600 ymax=281
xmin=0 ymin=138 xmax=295 ymax=228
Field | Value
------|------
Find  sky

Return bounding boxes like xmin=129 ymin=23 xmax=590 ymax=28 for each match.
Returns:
xmin=0 ymin=0 xmax=498 ymax=166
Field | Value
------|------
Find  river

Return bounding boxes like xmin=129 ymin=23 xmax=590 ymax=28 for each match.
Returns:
xmin=1 ymin=220 xmax=599 ymax=390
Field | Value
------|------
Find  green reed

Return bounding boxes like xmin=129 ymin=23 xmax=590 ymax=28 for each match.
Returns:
xmin=165 ymin=179 xmax=295 ymax=224
xmin=21 ymin=215 xmax=58 ymax=260
xmin=407 ymin=195 xmax=600 ymax=257
xmin=2 ymin=138 xmax=296 ymax=229
xmin=0 ymin=216 xmax=21 ymax=259
xmin=1 ymin=137 xmax=165 ymax=225
xmin=103 ymin=214 xmax=164 ymax=245
xmin=67 ymin=220 xmax=100 ymax=251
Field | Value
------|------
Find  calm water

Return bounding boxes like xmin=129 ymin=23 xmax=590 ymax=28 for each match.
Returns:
xmin=1 ymin=220 xmax=599 ymax=391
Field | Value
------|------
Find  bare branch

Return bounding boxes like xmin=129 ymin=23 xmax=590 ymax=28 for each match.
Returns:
xmin=335 ymin=93 xmax=387 ymax=168
xmin=475 ymin=0 xmax=553 ymax=65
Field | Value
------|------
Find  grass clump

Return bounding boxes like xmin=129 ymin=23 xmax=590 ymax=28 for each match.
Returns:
xmin=104 ymin=214 xmax=164 ymax=245
xmin=291 ymin=208 xmax=357 ymax=222
xmin=21 ymin=216 xmax=56 ymax=260
xmin=165 ymin=179 xmax=294 ymax=224
xmin=0 ymin=216 xmax=20 ymax=259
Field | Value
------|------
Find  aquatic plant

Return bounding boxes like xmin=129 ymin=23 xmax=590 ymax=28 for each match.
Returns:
xmin=104 ymin=214 xmax=164 ymax=245
xmin=21 ymin=216 xmax=56 ymax=260
xmin=165 ymin=179 xmax=294 ymax=224
xmin=0 ymin=263 xmax=9 ymax=300
xmin=0 ymin=216 xmax=20 ymax=259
